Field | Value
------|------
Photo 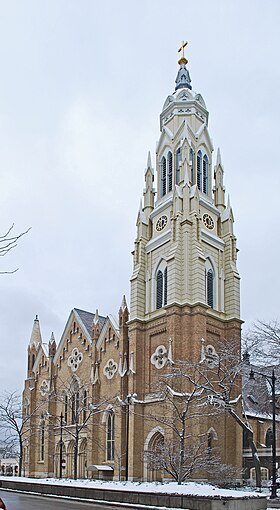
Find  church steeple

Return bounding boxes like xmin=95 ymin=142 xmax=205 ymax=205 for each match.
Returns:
xmin=175 ymin=41 xmax=192 ymax=91
xmin=27 ymin=315 xmax=42 ymax=377
xmin=130 ymin=42 xmax=240 ymax=322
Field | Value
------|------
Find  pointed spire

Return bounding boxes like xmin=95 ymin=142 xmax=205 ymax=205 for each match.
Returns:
xmin=227 ymin=194 xmax=231 ymax=210
xmin=175 ymin=40 xmax=192 ymax=91
xmin=29 ymin=315 xmax=42 ymax=348
xmin=49 ymin=332 xmax=55 ymax=344
xmin=147 ymin=151 xmax=152 ymax=170
xmin=120 ymin=295 xmax=128 ymax=311
xmin=94 ymin=309 xmax=99 ymax=325
xmin=216 ymin=147 xmax=222 ymax=167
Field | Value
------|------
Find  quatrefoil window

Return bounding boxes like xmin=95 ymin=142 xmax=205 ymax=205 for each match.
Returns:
xmin=67 ymin=348 xmax=83 ymax=372
xmin=151 ymin=345 xmax=168 ymax=370
xmin=103 ymin=359 xmax=118 ymax=379
xmin=39 ymin=379 xmax=50 ymax=396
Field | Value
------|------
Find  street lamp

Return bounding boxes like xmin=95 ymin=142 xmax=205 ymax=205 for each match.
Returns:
xmin=249 ymin=368 xmax=277 ymax=499
xmin=59 ymin=412 xmax=63 ymax=479
xmin=124 ymin=393 xmax=137 ymax=481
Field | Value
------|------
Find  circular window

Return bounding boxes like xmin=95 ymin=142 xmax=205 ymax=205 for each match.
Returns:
xmin=155 ymin=215 xmax=168 ymax=232
xmin=203 ymin=213 xmax=214 ymax=230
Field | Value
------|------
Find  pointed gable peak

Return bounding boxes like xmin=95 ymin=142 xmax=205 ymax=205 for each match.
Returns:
xmin=29 ymin=315 xmax=42 ymax=348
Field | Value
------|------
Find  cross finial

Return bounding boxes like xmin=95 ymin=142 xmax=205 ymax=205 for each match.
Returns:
xmin=178 ymin=40 xmax=188 ymax=65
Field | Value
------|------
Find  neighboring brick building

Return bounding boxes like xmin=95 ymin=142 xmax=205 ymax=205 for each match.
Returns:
xmin=22 ymin=46 xmax=244 ymax=481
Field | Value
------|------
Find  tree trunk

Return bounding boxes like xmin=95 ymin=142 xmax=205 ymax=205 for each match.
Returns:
xmin=228 ymin=407 xmax=261 ymax=488
xmin=73 ymin=425 xmax=79 ymax=480
xmin=18 ymin=436 xmax=23 ymax=477
xmin=178 ymin=415 xmax=186 ymax=485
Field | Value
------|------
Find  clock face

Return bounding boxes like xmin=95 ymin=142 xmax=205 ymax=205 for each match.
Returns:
xmin=203 ymin=213 xmax=214 ymax=230
xmin=155 ymin=215 xmax=168 ymax=232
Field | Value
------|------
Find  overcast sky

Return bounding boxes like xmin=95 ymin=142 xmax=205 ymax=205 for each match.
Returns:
xmin=0 ymin=0 xmax=279 ymax=392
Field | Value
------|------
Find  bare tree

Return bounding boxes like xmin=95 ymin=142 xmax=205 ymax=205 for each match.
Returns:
xmin=141 ymin=368 xmax=221 ymax=485
xmin=178 ymin=340 xmax=262 ymax=488
xmin=52 ymin=377 xmax=112 ymax=480
xmin=0 ymin=390 xmax=43 ymax=476
xmin=0 ymin=224 xmax=30 ymax=274
xmin=244 ymin=320 xmax=280 ymax=365
xmin=142 ymin=339 xmax=261 ymax=487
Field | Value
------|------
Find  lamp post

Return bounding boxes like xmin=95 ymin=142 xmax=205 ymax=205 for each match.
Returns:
xmin=250 ymin=368 xmax=277 ymax=499
xmin=59 ymin=412 xmax=63 ymax=479
xmin=124 ymin=393 xmax=137 ymax=481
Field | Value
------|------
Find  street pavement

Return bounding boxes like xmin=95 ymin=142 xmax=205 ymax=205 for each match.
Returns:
xmin=0 ymin=491 xmax=133 ymax=509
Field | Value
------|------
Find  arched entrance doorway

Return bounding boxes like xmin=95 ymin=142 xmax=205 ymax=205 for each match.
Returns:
xmin=144 ymin=427 xmax=165 ymax=482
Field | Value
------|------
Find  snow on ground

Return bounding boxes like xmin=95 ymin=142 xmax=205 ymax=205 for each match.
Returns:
xmin=0 ymin=476 xmax=266 ymax=499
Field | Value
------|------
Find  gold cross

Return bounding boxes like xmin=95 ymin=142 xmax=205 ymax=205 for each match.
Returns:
xmin=178 ymin=40 xmax=188 ymax=65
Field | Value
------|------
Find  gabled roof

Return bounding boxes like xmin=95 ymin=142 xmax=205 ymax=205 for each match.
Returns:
xmin=73 ymin=308 xmax=106 ymax=337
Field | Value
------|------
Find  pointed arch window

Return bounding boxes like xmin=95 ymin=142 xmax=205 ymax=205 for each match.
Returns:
xmin=203 ymin=154 xmax=208 ymax=194
xmin=83 ymin=390 xmax=87 ymax=422
xmin=107 ymin=411 xmax=115 ymax=461
xmin=207 ymin=269 xmax=214 ymax=308
xmin=156 ymin=271 xmax=163 ymax=309
xmin=167 ymin=151 xmax=173 ymax=192
xmin=160 ymin=156 xmax=166 ymax=197
xmin=265 ymin=428 xmax=273 ymax=448
xmin=176 ymin=148 xmax=181 ymax=185
xmin=40 ymin=417 xmax=45 ymax=461
xmin=156 ymin=264 xmax=168 ymax=309
xmin=190 ymin=148 xmax=194 ymax=185
xmin=197 ymin=150 xmax=202 ymax=190
xmin=205 ymin=258 xmax=215 ymax=309
xmin=64 ymin=394 xmax=68 ymax=424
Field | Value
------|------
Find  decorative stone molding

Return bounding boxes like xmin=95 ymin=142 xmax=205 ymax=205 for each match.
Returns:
xmin=151 ymin=345 xmax=168 ymax=369
xmin=201 ymin=339 xmax=219 ymax=368
xmin=103 ymin=358 xmax=118 ymax=379
xmin=67 ymin=348 xmax=83 ymax=372
xmin=39 ymin=379 xmax=50 ymax=396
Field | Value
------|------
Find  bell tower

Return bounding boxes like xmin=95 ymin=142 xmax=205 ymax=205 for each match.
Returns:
xmin=127 ymin=44 xmax=242 ymax=479
xmin=130 ymin=42 xmax=240 ymax=321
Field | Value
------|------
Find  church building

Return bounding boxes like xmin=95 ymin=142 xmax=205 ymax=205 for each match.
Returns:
xmin=22 ymin=43 xmax=243 ymax=481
